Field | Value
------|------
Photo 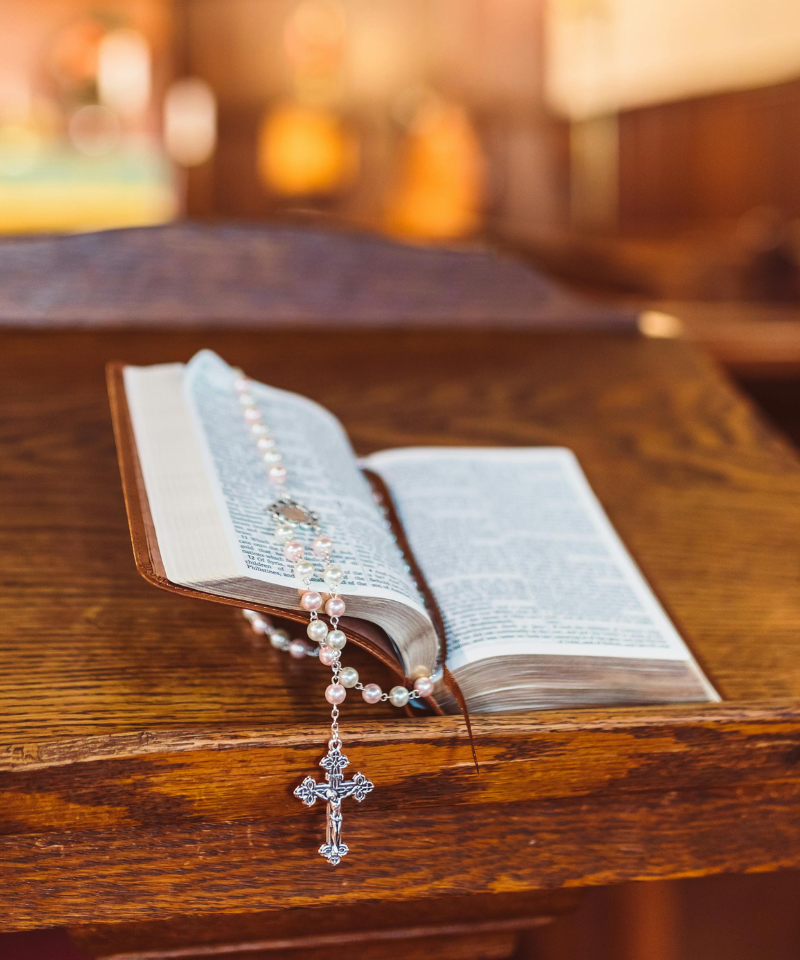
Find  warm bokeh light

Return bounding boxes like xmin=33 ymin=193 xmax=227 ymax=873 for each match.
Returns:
xmin=97 ymin=29 xmax=152 ymax=118
xmin=164 ymin=78 xmax=217 ymax=167
xmin=258 ymin=103 xmax=357 ymax=196
xmin=384 ymin=99 xmax=484 ymax=241
xmin=638 ymin=311 xmax=684 ymax=338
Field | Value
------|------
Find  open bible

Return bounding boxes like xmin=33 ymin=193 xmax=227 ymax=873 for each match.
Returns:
xmin=110 ymin=350 xmax=718 ymax=714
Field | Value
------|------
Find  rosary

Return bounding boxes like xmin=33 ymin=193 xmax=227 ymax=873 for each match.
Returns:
xmin=233 ymin=371 xmax=435 ymax=866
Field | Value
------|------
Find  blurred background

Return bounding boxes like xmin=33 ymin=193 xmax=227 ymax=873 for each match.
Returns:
xmin=3 ymin=0 xmax=800 ymax=309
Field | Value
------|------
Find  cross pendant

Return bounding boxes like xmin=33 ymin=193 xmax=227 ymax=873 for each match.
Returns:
xmin=294 ymin=740 xmax=374 ymax=865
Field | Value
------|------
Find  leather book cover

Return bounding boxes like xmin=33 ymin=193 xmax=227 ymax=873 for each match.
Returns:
xmin=106 ymin=362 xmax=413 ymax=683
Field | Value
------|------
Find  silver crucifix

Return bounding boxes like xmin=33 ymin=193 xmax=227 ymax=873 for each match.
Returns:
xmin=294 ymin=740 xmax=374 ymax=865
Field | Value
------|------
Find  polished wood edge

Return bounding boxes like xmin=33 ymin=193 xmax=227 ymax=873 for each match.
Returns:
xmin=2 ymin=700 xmax=798 ymax=771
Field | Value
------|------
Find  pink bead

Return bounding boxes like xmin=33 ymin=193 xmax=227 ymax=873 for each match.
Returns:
xmin=269 ymin=464 xmax=287 ymax=483
xmin=300 ymin=590 xmax=322 ymax=611
xmin=284 ymin=541 xmax=304 ymax=561
xmin=362 ymin=683 xmax=382 ymax=704
xmin=325 ymin=596 xmax=346 ymax=618
xmin=312 ymin=536 xmax=333 ymax=558
xmin=257 ymin=436 xmax=276 ymax=451
xmin=244 ymin=408 xmax=261 ymax=422
xmin=289 ymin=640 xmax=307 ymax=659
xmin=319 ymin=646 xmax=339 ymax=666
xmin=325 ymin=683 xmax=346 ymax=705
xmin=413 ymin=676 xmax=435 ymax=697
xmin=233 ymin=376 xmax=250 ymax=392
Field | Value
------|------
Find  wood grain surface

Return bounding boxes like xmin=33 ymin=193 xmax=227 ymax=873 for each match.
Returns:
xmin=2 ymin=328 xmax=800 ymax=932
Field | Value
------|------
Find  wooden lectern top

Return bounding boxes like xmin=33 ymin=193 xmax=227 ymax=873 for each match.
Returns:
xmin=1 ymin=323 xmax=800 ymax=933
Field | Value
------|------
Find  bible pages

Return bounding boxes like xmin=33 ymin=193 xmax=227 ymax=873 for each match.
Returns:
xmin=118 ymin=350 xmax=718 ymax=713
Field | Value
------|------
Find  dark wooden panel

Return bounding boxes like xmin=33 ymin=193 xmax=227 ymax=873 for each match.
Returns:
xmin=619 ymin=78 xmax=800 ymax=231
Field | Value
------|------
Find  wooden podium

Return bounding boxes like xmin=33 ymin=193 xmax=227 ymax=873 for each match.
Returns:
xmin=1 ymin=232 xmax=800 ymax=958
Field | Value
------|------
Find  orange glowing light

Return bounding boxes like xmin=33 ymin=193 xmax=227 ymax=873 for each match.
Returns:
xmin=257 ymin=103 xmax=357 ymax=196
xmin=384 ymin=100 xmax=484 ymax=241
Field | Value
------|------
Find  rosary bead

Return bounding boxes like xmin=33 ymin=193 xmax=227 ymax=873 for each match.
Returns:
xmin=251 ymin=422 xmax=269 ymax=435
xmin=257 ymin=436 xmax=276 ymax=451
xmin=293 ymin=558 xmax=315 ymax=581
xmin=233 ymin=376 xmax=250 ymax=392
xmin=300 ymin=590 xmax=322 ymax=611
xmin=323 ymin=564 xmax=344 ymax=586
xmin=238 ymin=393 xmax=255 ymax=406
xmin=413 ymin=676 xmax=435 ymax=697
xmin=307 ymin=619 xmax=329 ymax=642
xmin=340 ymin=666 xmax=359 ymax=688
xmin=319 ymin=646 xmax=339 ymax=666
xmin=389 ymin=686 xmax=410 ymax=707
xmin=244 ymin=408 xmax=262 ymax=422
xmin=284 ymin=541 xmax=304 ymax=562
xmin=312 ymin=536 xmax=333 ymax=557
xmin=325 ymin=596 xmax=346 ymax=617
xmin=362 ymin=683 xmax=383 ymax=704
xmin=263 ymin=450 xmax=282 ymax=463
xmin=325 ymin=683 xmax=346 ymax=705
xmin=289 ymin=639 xmax=308 ymax=659
xmin=249 ymin=616 xmax=269 ymax=635
xmin=274 ymin=522 xmax=294 ymax=543
xmin=326 ymin=629 xmax=347 ymax=651
xmin=269 ymin=628 xmax=290 ymax=649
xmin=269 ymin=464 xmax=287 ymax=483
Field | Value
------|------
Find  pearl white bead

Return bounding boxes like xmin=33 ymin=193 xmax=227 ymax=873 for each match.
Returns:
xmin=293 ymin=559 xmax=315 ymax=581
xmin=251 ymin=423 xmax=269 ymax=435
xmin=389 ymin=685 xmax=410 ymax=707
xmin=326 ymin=629 xmax=347 ymax=651
xmin=269 ymin=629 xmax=289 ymax=649
xmin=233 ymin=376 xmax=250 ymax=392
xmin=340 ymin=666 xmax=359 ymax=688
xmin=323 ymin=564 xmax=344 ymax=586
xmin=263 ymin=450 xmax=282 ymax=463
xmin=250 ymin=617 xmax=269 ymax=635
xmin=325 ymin=683 xmax=346 ymax=705
xmin=238 ymin=393 xmax=255 ymax=406
xmin=312 ymin=536 xmax=333 ymax=557
xmin=274 ymin=523 xmax=294 ymax=543
xmin=289 ymin=639 xmax=307 ymax=659
xmin=307 ymin=619 xmax=329 ymax=642
xmin=413 ymin=676 xmax=435 ymax=697
xmin=284 ymin=541 xmax=303 ymax=562
xmin=269 ymin=464 xmax=287 ymax=482
xmin=257 ymin=437 xmax=276 ymax=451
xmin=362 ymin=683 xmax=382 ymax=704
